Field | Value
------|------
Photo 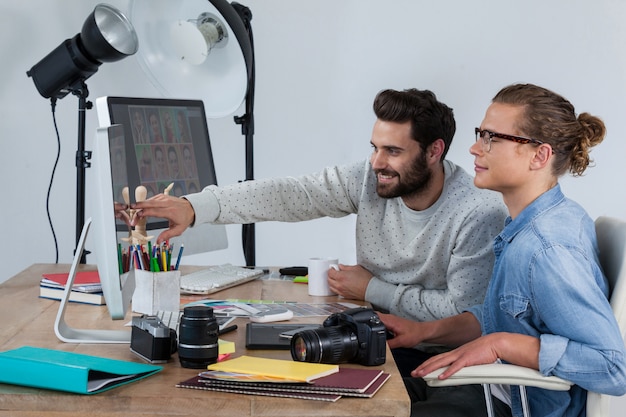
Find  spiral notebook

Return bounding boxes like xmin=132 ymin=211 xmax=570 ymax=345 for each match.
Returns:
xmin=177 ymin=367 xmax=390 ymax=401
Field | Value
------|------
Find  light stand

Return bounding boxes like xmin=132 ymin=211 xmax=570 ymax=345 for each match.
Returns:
xmin=73 ymin=81 xmax=93 ymax=264
xmin=27 ymin=4 xmax=138 ymax=263
xmin=232 ymin=3 xmax=256 ymax=267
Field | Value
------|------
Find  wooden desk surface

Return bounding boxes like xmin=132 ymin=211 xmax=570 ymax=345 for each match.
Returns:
xmin=0 ymin=264 xmax=410 ymax=417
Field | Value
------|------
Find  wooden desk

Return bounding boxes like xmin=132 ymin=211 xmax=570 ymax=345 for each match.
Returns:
xmin=0 ymin=264 xmax=410 ymax=417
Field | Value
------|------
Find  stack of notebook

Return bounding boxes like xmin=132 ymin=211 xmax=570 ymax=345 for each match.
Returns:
xmin=39 ymin=271 xmax=105 ymax=305
xmin=176 ymin=356 xmax=390 ymax=402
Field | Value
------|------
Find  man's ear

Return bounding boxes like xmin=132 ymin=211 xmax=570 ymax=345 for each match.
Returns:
xmin=529 ymin=144 xmax=553 ymax=170
xmin=428 ymin=138 xmax=446 ymax=162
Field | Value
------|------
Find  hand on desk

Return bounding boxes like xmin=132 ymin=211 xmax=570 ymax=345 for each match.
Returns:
xmin=327 ymin=264 xmax=372 ymax=300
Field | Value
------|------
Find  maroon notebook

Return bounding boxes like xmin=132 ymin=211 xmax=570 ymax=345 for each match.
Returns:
xmin=40 ymin=271 xmax=102 ymax=293
xmin=41 ymin=271 xmax=100 ymax=286
xmin=177 ymin=367 xmax=390 ymax=401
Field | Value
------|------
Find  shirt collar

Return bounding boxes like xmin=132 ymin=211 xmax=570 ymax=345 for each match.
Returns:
xmin=498 ymin=184 xmax=565 ymax=243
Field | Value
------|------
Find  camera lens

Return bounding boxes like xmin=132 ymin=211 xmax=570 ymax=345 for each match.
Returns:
xmin=290 ymin=326 xmax=359 ymax=364
xmin=178 ymin=305 xmax=219 ymax=369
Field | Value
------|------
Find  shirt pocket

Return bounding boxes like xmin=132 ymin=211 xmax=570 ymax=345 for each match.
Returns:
xmin=499 ymin=293 xmax=532 ymax=319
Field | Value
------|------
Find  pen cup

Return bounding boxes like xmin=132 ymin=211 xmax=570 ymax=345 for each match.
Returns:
xmin=132 ymin=269 xmax=181 ymax=315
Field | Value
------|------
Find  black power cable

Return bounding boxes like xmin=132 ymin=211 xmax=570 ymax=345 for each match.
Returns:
xmin=46 ymin=98 xmax=61 ymax=263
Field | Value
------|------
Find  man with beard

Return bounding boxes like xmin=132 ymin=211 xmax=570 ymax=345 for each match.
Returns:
xmin=132 ymin=88 xmax=506 ymax=339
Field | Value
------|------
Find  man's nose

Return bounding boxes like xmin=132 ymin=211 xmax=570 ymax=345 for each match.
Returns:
xmin=370 ymin=151 xmax=386 ymax=169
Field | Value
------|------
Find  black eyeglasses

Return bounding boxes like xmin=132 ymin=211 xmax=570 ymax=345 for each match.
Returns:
xmin=475 ymin=128 xmax=547 ymax=152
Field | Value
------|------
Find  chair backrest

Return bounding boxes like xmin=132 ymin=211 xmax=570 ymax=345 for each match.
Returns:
xmin=588 ymin=216 xmax=626 ymax=417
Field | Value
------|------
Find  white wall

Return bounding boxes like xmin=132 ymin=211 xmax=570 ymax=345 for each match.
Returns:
xmin=2 ymin=1 xmax=626 ymax=412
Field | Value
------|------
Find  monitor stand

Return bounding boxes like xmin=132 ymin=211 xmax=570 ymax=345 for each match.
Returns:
xmin=54 ymin=218 xmax=132 ymax=343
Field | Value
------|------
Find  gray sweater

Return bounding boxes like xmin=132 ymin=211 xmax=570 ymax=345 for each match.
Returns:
xmin=185 ymin=159 xmax=507 ymax=321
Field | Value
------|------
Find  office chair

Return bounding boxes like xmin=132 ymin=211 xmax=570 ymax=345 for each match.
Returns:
xmin=422 ymin=216 xmax=626 ymax=417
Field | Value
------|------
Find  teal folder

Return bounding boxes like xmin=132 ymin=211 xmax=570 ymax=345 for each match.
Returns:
xmin=0 ymin=346 xmax=162 ymax=394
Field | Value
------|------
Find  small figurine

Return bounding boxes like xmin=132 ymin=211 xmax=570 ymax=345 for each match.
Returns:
xmin=121 ymin=185 xmax=153 ymax=245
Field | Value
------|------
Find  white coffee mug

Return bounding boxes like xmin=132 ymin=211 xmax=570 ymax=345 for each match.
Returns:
xmin=307 ymin=257 xmax=338 ymax=296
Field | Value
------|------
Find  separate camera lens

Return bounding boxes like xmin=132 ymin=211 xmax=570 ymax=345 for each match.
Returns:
xmin=290 ymin=326 xmax=359 ymax=364
xmin=178 ymin=305 xmax=219 ymax=369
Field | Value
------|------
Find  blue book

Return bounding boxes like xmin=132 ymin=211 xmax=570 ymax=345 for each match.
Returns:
xmin=0 ymin=346 xmax=162 ymax=394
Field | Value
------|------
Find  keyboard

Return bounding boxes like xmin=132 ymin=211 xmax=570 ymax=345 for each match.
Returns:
xmin=156 ymin=310 xmax=182 ymax=331
xmin=180 ymin=264 xmax=265 ymax=295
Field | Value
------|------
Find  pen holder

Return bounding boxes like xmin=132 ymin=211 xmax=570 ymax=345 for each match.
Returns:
xmin=132 ymin=269 xmax=181 ymax=315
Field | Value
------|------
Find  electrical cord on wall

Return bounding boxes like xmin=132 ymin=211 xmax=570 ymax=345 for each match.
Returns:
xmin=46 ymin=98 xmax=60 ymax=263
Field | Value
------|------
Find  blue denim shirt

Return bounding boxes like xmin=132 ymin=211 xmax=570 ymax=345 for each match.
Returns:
xmin=469 ymin=185 xmax=626 ymax=417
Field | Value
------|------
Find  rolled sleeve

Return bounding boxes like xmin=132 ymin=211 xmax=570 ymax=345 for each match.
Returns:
xmin=538 ymin=333 xmax=569 ymax=376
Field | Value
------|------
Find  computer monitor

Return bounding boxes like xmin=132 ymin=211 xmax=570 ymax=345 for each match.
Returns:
xmin=54 ymin=125 xmax=136 ymax=343
xmin=54 ymin=97 xmax=230 ymax=344
xmin=94 ymin=96 xmax=228 ymax=255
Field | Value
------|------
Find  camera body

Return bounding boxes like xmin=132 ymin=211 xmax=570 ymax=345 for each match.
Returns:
xmin=130 ymin=315 xmax=177 ymax=363
xmin=291 ymin=307 xmax=387 ymax=366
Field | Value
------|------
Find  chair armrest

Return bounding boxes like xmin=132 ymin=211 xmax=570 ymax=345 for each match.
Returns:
xmin=422 ymin=363 xmax=573 ymax=391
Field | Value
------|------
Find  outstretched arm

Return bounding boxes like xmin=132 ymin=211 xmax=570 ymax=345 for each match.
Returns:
xmin=131 ymin=194 xmax=195 ymax=243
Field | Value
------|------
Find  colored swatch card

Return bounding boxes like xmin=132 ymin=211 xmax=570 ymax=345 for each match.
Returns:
xmin=0 ymin=346 xmax=161 ymax=394
xmin=218 ymin=339 xmax=236 ymax=356
xmin=188 ymin=300 xmax=361 ymax=317
xmin=206 ymin=355 xmax=338 ymax=383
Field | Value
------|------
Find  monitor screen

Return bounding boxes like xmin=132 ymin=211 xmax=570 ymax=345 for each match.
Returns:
xmin=95 ymin=96 xmax=228 ymax=256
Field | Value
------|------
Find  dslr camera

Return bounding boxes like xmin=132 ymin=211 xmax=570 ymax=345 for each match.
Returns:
xmin=290 ymin=307 xmax=386 ymax=366
xmin=130 ymin=315 xmax=177 ymax=363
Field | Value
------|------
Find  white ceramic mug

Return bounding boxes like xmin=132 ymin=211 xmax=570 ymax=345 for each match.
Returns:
xmin=307 ymin=257 xmax=338 ymax=296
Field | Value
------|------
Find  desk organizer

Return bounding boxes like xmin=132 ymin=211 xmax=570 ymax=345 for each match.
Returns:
xmin=132 ymin=269 xmax=180 ymax=315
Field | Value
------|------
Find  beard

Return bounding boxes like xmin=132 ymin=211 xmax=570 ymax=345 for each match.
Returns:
xmin=375 ymin=151 xmax=432 ymax=199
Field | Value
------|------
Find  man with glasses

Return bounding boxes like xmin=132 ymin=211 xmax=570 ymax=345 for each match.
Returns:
xmin=132 ymin=88 xmax=507 ymax=373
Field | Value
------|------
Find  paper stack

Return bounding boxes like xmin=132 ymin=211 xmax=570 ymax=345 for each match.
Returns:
xmin=176 ymin=356 xmax=390 ymax=402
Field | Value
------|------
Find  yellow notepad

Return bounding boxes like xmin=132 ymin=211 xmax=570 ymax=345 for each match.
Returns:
xmin=206 ymin=355 xmax=338 ymax=383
